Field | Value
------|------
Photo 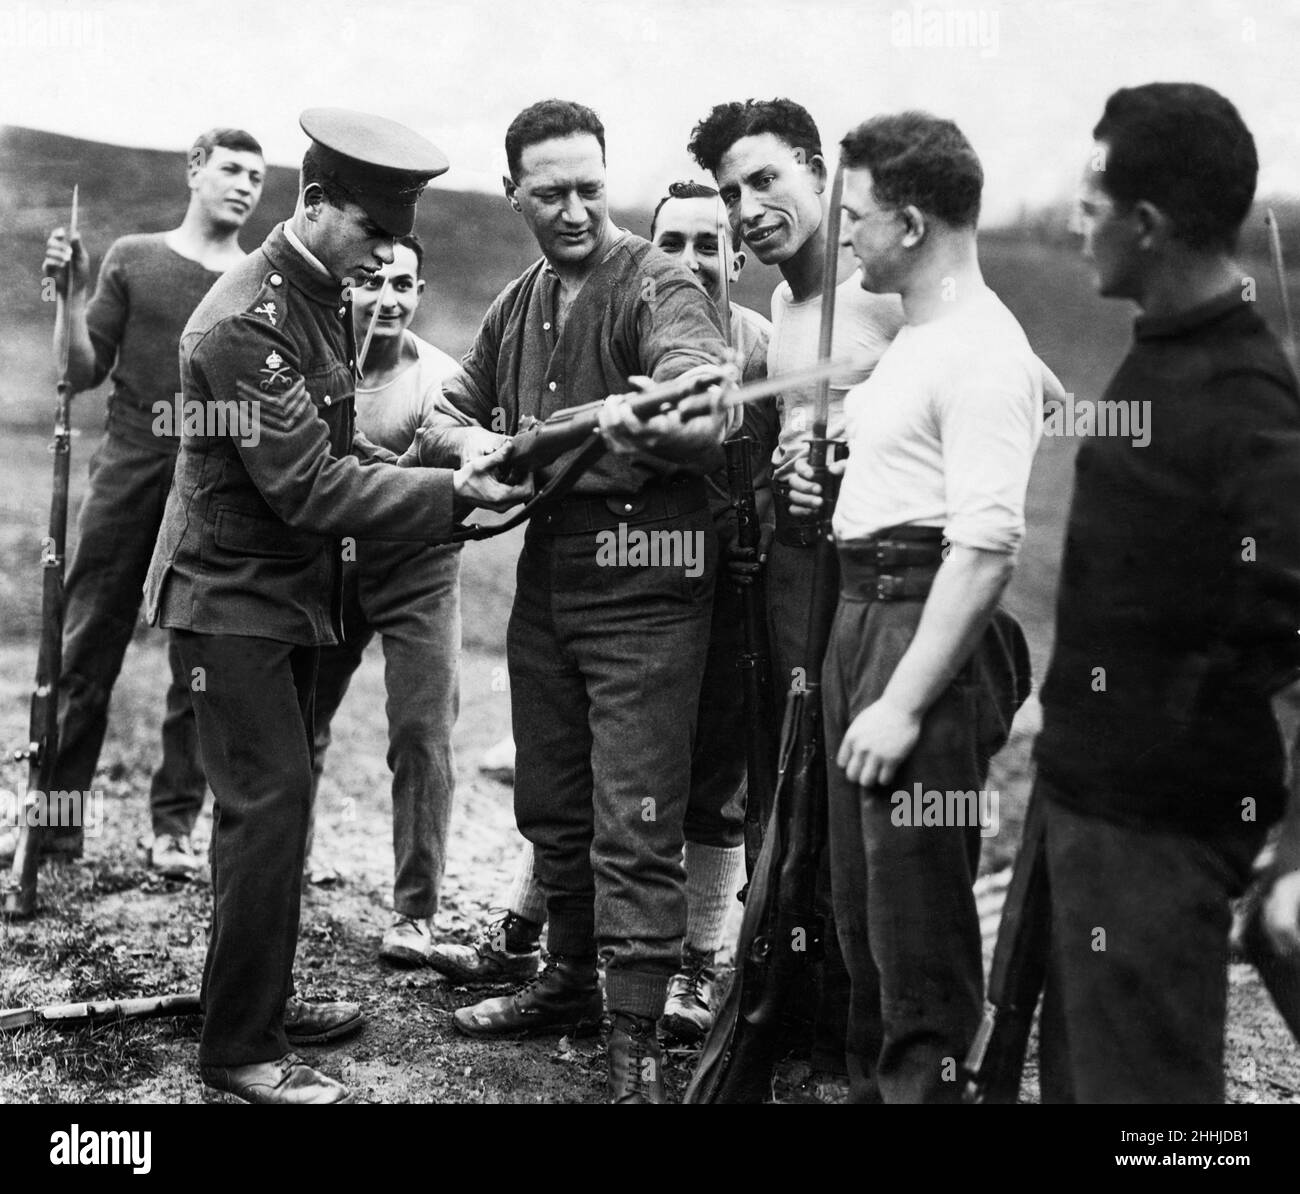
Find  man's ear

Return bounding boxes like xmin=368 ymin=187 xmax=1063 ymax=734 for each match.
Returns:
xmin=731 ymin=248 xmax=746 ymax=281
xmin=1132 ymin=200 xmax=1165 ymax=251
xmin=807 ymin=152 xmax=829 ymax=194
xmin=900 ymin=205 xmax=926 ymax=249
xmin=503 ymin=176 xmax=521 ymax=211
xmin=302 ymin=182 xmax=326 ymax=222
xmin=416 ymin=278 xmax=427 ymax=297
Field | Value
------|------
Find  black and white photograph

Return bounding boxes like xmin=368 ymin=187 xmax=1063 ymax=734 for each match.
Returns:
xmin=1 ymin=0 xmax=1299 ymax=1151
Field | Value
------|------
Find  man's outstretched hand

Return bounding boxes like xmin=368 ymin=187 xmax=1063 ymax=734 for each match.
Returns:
xmin=452 ymin=443 xmax=533 ymax=512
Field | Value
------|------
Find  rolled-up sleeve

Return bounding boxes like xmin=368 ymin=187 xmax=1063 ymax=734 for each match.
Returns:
xmin=936 ymin=353 xmax=1042 ymax=555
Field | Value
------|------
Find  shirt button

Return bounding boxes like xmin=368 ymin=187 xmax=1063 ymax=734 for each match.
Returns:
xmin=338 ymin=307 xmax=347 ymax=318
xmin=270 ymin=273 xmax=282 ymax=286
xmin=622 ymin=502 xmax=633 ymax=513
xmin=348 ymin=359 xmax=355 ymax=368
xmin=548 ymin=382 xmax=557 ymax=392
xmin=324 ymin=395 xmax=332 ymax=406
xmin=543 ymin=321 xmax=551 ymax=331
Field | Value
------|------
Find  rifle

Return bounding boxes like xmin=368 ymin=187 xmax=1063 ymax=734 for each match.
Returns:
xmin=961 ymin=793 xmax=1051 ymax=1103
xmin=725 ymin=436 xmax=778 ymax=880
xmin=446 ymin=359 xmax=848 ymax=543
xmin=0 ymin=991 xmax=201 ymax=1033
xmin=685 ymin=161 xmax=847 ymax=1103
xmin=4 ymin=186 xmax=78 ymax=919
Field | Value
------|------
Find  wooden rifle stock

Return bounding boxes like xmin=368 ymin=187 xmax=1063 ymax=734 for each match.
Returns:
xmin=725 ymin=438 xmax=778 ymax=880
xmin=962 ymin=794 xmax=1050 ymax=1103
xmin=4 ymin=188 xmax=78 ymax=919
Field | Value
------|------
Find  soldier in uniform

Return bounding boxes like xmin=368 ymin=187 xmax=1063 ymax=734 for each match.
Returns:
xmin=407 ymin=100 xmax=732 ymax=1102
xmin=142 ymin=109 xmax=528 ymax=1105
xmin=8 ymin=130 xmax=265 ymax=878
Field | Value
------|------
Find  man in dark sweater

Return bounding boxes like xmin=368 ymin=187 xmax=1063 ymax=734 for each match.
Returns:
xmin=11 ymin=129 xmax=265 ymax=879
xmin=1033 ymin=82 xmax=1300 ymax=1102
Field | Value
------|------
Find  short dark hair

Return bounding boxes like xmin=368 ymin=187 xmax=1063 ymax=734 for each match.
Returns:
xmin=505 ymin=99 xmax=605 ymax=182
xmin=396 ymin=232 xmax=424 ymax=276
xmin=650 ymin=180 xmax=719 ymax=238
xmin=189 ymin=127 xmax=263 ymax=169
xmin=300 ymin=142 xmax=354 ymax=208
xmin=687 ymin=98 xmax=822 ymax=176
xmin=1093 ymin=83 xmax=1257 ymax=252
xmin=839 ymin=112 xmax=983 ymax=228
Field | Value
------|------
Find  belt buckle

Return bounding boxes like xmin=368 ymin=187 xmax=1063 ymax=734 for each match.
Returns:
xmin=874 ymin=540 xmax=902 ymax=568
xmin=875 ymin=574 xmax=905 ymax=601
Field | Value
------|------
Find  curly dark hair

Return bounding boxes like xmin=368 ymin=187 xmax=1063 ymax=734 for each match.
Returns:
xmin=1093 ymin=83 xmax=1256 ymax=252
xmin=839 ymin=112 xmax=982 ymax=228
xmin=505 ymin=99 xmax=605 ymax=182
xmin=687 ymin=98 xmax=822 ymax=176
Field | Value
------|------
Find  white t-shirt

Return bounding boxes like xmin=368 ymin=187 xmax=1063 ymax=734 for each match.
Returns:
xmin=833 ymin=285 xmax=1044 ymax=555
xmin=354 ymin=333 xmax=461 ymax=455
xmin=767 ymin=271 xmax=904 ymax=479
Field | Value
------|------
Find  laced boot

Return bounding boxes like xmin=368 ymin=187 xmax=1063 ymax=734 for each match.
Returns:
xmin=453 ymin=954 xmax=601 ymax=1038
xmin=428 ymin=910 xmax=542 ymax=985
xmin=660 ymin=946 xmax=715 ymax=1042
xmin=607 ymin=1013 xmax=665 ymax=1103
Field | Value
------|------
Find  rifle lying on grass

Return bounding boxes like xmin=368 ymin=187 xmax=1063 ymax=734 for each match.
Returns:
xmin=725 ymin=436 xmax=779 ymax=880
xmin=685 ymin=161 xmax=847 ymax=1103
xmin=447 ymin=359 xmax=848 ymax=543
xmin=0 ymin=992 xmax=201 ymax=1033
xmin=3 ymin=187 xmax=78 ymax=920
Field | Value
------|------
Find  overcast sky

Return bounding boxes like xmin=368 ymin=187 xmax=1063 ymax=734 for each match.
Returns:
xmin=2 ymin=0 xmax=1297 ymax=222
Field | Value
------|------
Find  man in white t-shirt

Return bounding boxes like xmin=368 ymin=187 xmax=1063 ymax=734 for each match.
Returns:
xmin=688 ymin=97 xmax=903 ymax=1093
xmin=308 ymin=234 xmax=465 ymax=965
xmin=788 ymin=112 xmax=1040 ymax=1103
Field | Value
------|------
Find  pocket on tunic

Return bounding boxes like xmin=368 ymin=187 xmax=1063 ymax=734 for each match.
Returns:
xmin=214 ymin=506 xmax=314 ymax=559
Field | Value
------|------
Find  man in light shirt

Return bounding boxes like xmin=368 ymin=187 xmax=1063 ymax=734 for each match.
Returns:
xmin=307 ymin=234 xmax=464 ymax=967
xmin=688 ymin=95 xmax=903 ymax=1093
xmin=789 ymin=111 xmax=1040 ymax=1103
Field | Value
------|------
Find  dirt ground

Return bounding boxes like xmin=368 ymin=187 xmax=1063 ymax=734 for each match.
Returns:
xmin=1 ymin=633 xmax=1297 ymax=1104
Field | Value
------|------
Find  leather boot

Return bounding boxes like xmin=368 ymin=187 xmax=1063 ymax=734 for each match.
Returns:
xmin=607 ymin=1013 xmax=665 ymax=1103
xmin=453 ymin=954 xmax=601 ymax=1037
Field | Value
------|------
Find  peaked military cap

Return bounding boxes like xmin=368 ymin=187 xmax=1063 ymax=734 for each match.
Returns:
xmin=299 ymin=108 xmax=449 ymax=237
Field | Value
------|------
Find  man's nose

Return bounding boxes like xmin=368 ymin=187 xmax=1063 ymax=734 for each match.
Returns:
xmin=681 ymin=243 xmax=700 ymax=272
xmin=561 ymin=193 xmax=586 ymax=224
xmin=374 ymin=240 xmax=396 ymax=265
xmin=737 ymin=188 xmax=764 ymax=227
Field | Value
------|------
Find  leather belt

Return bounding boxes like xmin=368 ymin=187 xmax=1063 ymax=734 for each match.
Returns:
xmin=527 ymin=475 xmax=708 ymax=536
xmin=838 ymin=526 xmax=947 ymax=602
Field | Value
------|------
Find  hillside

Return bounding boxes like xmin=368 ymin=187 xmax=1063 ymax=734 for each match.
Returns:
xmin=0 ymin=125 xmax=786 ymax=428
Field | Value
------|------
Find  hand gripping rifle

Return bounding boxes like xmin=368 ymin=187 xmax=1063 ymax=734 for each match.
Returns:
xmin=685 ymin=161 xmax=847 ymax=1103
xmin=3 ymin=187 xmax=78 ymax=919
xmin=446 ymin=360 xmax=849 ymax=544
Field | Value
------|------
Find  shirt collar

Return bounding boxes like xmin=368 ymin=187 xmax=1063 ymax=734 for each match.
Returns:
xmin=1134 ymin=288 xmax=1253 ymax=342
xmin=541 ymin=223 xmax=628 ymax=277
xmin=261 ymin=222 xmax=343 ymax=305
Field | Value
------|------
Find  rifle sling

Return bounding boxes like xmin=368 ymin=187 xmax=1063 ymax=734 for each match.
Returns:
xmin=446 ymin=433 xmax=609 ymax=543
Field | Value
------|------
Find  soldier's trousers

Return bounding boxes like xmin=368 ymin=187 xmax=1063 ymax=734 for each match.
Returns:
xmin=53 ymin=429 xmax=205 ymax=841
xmin=174 ymin=630 xmax=316 ymax=1066
xmin=823 ymin=576 xmax=1026 ymax=1103
xmin=311 ymin=543 xmax=461 ymax=918
xmin=510 ymin=496 xmax=714 ymax=1020
xmin=1035 ymin=776 xmax=1264 ymax=1103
